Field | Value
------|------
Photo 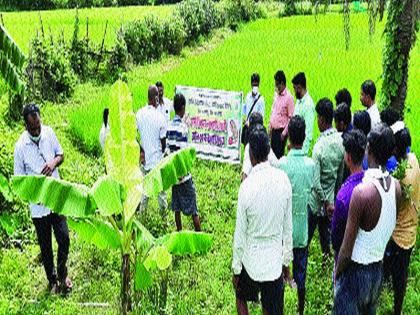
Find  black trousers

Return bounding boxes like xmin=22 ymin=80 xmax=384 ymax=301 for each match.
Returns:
xmin=308 ymin=208 xmax=331 ymax=255
xmin=32 ymin=213 xmax=70 ymax=285
xmin=271 ymin=128 xmax=287 ymax=159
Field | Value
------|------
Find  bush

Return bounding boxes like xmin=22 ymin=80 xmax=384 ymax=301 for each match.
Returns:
xmin=162 ymin=17 xmax=187 ymax=55
xmin=175 ymin=0 xmax=218 ymax=44
xmin=224 ymin=0 xmax=266 ymax=30
xmin=107 ymin=28 xmax=130 ymax=82
xmin=25 ymin=37 xmax=77 ymax=103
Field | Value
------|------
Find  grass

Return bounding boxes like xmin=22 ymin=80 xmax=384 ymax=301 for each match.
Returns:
xmin=1 ymin=5 xmax=174 ymax=54
xmin=0 ymin=11 xmax=419 ymax=315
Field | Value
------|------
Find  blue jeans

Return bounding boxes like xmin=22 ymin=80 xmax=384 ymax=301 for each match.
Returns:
xmin=293 ymin=247 xmax=308 ymax=290
xmin=333 ymin=261 xmax=383 ymax=315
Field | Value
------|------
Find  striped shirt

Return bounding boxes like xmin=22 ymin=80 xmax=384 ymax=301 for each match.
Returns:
xmin=167 ymin=115 xmax=191 ymax=183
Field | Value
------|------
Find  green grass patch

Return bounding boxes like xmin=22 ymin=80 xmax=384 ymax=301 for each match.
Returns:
xmin=2 ymin=5 xmax=174 ymax=54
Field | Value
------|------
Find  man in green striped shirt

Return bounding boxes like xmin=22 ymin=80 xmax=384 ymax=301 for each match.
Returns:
xmin=308 ymin=98 xmax=345 ymax=266
xmin=279 ymin=115 xmax=315 ymax=315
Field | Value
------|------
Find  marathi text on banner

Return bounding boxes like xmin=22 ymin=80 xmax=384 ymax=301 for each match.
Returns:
xmin=175 ymin=85 xmax=243 ymax=164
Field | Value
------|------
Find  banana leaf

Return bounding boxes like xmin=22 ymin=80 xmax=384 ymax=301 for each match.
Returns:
xmin=134 ymin=259 xmax=152 ymax=291
xmin=12 ymin=175 xmax=97 ymax=218
xmin=0 ymin=51 xmax=25 ymax=94
xmin=0 ymin=25 xmax=25 ymax=69
xmin=156 ymin=231 xmax=213 ymax=256
xmin=143 ymin=245 xmax=172 ymax=271
xmin=68 ymin=218 xmax=122 ymax=250
xmin=91 ymin=176 xmax=125 ymax=217
xmin=133 ymin=219 xmax=155 ymax=253
xmin=143 ymin=147 xmax=196 ymax=198
xmin=0 ymin=173 xmax=13 ymax=202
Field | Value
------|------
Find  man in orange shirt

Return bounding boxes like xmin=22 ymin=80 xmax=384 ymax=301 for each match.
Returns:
xmin=269 ymin=70 xmax=294 ymax=159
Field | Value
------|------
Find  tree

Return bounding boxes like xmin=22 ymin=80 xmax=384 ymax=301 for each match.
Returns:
xmin=12 ymin=80 xmax=212 ymax=314
xmin=380 ymin=0 xmax=419 ymax=115
xmin=0 ymin=24 xmax=26 ymax=120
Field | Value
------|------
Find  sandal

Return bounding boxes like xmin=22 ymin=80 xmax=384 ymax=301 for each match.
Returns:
xmin=59 ymin=277 xmax=73 ymax=295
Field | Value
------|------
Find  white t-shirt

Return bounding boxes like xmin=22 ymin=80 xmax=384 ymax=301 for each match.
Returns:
xmin=136 ymin=105 xmax=167 ymax=171
xmin=158 ymin=97 xmax=173 ymax=122
xmin=14 ymin=125 xmax=64 ymax=218
xmin=367 ymin=104 xmax=381 ymax=128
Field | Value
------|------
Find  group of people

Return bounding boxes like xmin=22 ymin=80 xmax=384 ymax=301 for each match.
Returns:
xmin=233 ymin=72 xmax=419 ymax=315
xmin=12 ymin=70 xmax=418 ymax=315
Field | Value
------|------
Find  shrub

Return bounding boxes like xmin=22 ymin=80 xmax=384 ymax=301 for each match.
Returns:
xmin=175 ymin=0 xmax=218 ymax=44
xmin=107 ymin=28 xmax=130 ymax=82
xmin=123 ymin=15 xmax=165 ymax=65
xmin=162 ymin=17 xmax=187 ymax=55
xmin=25 ymin=36 xmax=77 ymax=103
xmin=224 ymin=0 xmax=266 ymax=30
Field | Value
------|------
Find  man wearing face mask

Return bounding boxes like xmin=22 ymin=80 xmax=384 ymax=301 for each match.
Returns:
xmin=136 ymin=85 xmax=168 ymax=213
xmin=14 ymin=104 xmax=72 ymax=295
xmin=243 ymin=73 xmax=265 ymax=123
xmin=292 ymin=72 xmax=315 ymax=156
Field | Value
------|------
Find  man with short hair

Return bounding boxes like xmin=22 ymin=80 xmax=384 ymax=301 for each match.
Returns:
xmin=233 ymin=125 xmax=292 ymax=315
xmin=136 ymin=85 xmax=168 ymax=213
xmin=331 ymin=130 xmax=366 ymax=266
xmin=292 ymin=72 xmax=315 ymax=155
xmin=279 ymin=115 xmax=315 ymax=315
xmin=156 ymin=81 xmax=173 ymax=123
xmin=241 ymin=112 xmax=279 ymax=182
xmin=308 ymin=98 xmax=344 ymax=265
xmin=243 ymin=73 xmax=265 ymax=120
xmin=14 ymin=104 xmax=72 ymax=294
xmin=335 ymin=88 xmax=352 ymax=108
xmin=167 ymin=93 xmax=201 ymax=232
xmin=360 ymin=80 xmax=380 ymax=127
xmin=353 ymin=110 xmax=372 ymax=137
xmin=334 ymin=103 xmax=353 ymax=135
xmin=269 ymin=70 xmax=294 ymax=158
xmin=334 ymin=123 xmax=402 ymax=315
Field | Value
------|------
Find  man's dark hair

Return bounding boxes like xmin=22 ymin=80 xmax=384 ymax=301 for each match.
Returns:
xmin=274 ymin=70 xmax=286 ymax=85
xmin=361 ymin=80 xmax=376 ymax=101
xmin=343 ymin=130 xmax=367 ymax=165
xmin=249 ymin=124 xmax=270 ymax=163
xmin=248 ymin=112 xmax=264 ymax=130
xmin=23 ymin=103 xmax=40 ymax=124
xmin=335 ymin=88 xmax=352 ymax=107
xmin=334 ymin=103 xmax=352 ymax=126
xmin=353 ymin=110 xmax=371 ymax=136
xmin=288 ymin=115 xmax=306 ymax=146
xmin=367 ymin=123 xmax=395 ymax=166
xmin=380 ymin=108 xmax=400 ymax=127
xmin=395 ymin=127 xmax=411 ymax=160
xmin=292 ymin=72 xmax=306 ymax=89
xmin=315 ymin=98 xmax=334 ymax=125
xmin=173 ymin=93 xmax=186 ymax=113
xmin=251 ymin=73 xmax=260 ymax=84
xmin=155 ymin=81 xmax=163 ymax=88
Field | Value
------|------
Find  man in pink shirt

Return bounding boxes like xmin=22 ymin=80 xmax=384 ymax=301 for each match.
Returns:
xmin=269 ymin=70 xmax=295 ymax=158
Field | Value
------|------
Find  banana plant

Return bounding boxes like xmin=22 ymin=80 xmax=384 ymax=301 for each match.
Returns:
xmin=0 ymin=24 xmax=26 ymax=120
xmin=12 ymin=81 xmax=212 ymax=314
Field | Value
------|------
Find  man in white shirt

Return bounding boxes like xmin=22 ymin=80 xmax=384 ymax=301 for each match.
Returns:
xmin=241 ymin=112 xmax=279 ymax=182
xmin=232 ymin=125 xmax=293 ymax=315
xmin=360 ymin=80 xmax=381 ymax=127
xmin=136 ymin=85 xmax=168 ymax=213
xmin=243 ymin=73 xmax=265 ymax=121
xmin=156 ymin=81 xmax=173 ymax=123
xmin=14 ymin=104 xmax=71 ymax=294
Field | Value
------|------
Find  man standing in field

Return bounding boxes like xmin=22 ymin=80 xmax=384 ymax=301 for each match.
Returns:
xmin=243 ymin=73 xmax=265 ymax=119
xmin=331 ymin=130 xmax=366 ymax=271
xmin=292 ymin=72 xmax=315 ymax=156
xmin=334 ymin=124 xmax=401 ymax=314
xmin=166 ymin=93 xmax=201 ymax=232
xmin=136 ymin=85 xmax=168 ymax=213
xmin=279 ymin=116 xmax=315 ymax=315
xmin=360 ymin=80 xmax=381 ymax=127
xmin=308 ymin=98 xmax=344 ymax=266
xmin=156 ymin=81 xmax=173 ymax=123
xmin=233 ymin=125 xmax=293 ymax=315
xmin=269 ymin=70 xmax=294 ymax=159
xmin=14 ymin=104 xmax=72 ymax=294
